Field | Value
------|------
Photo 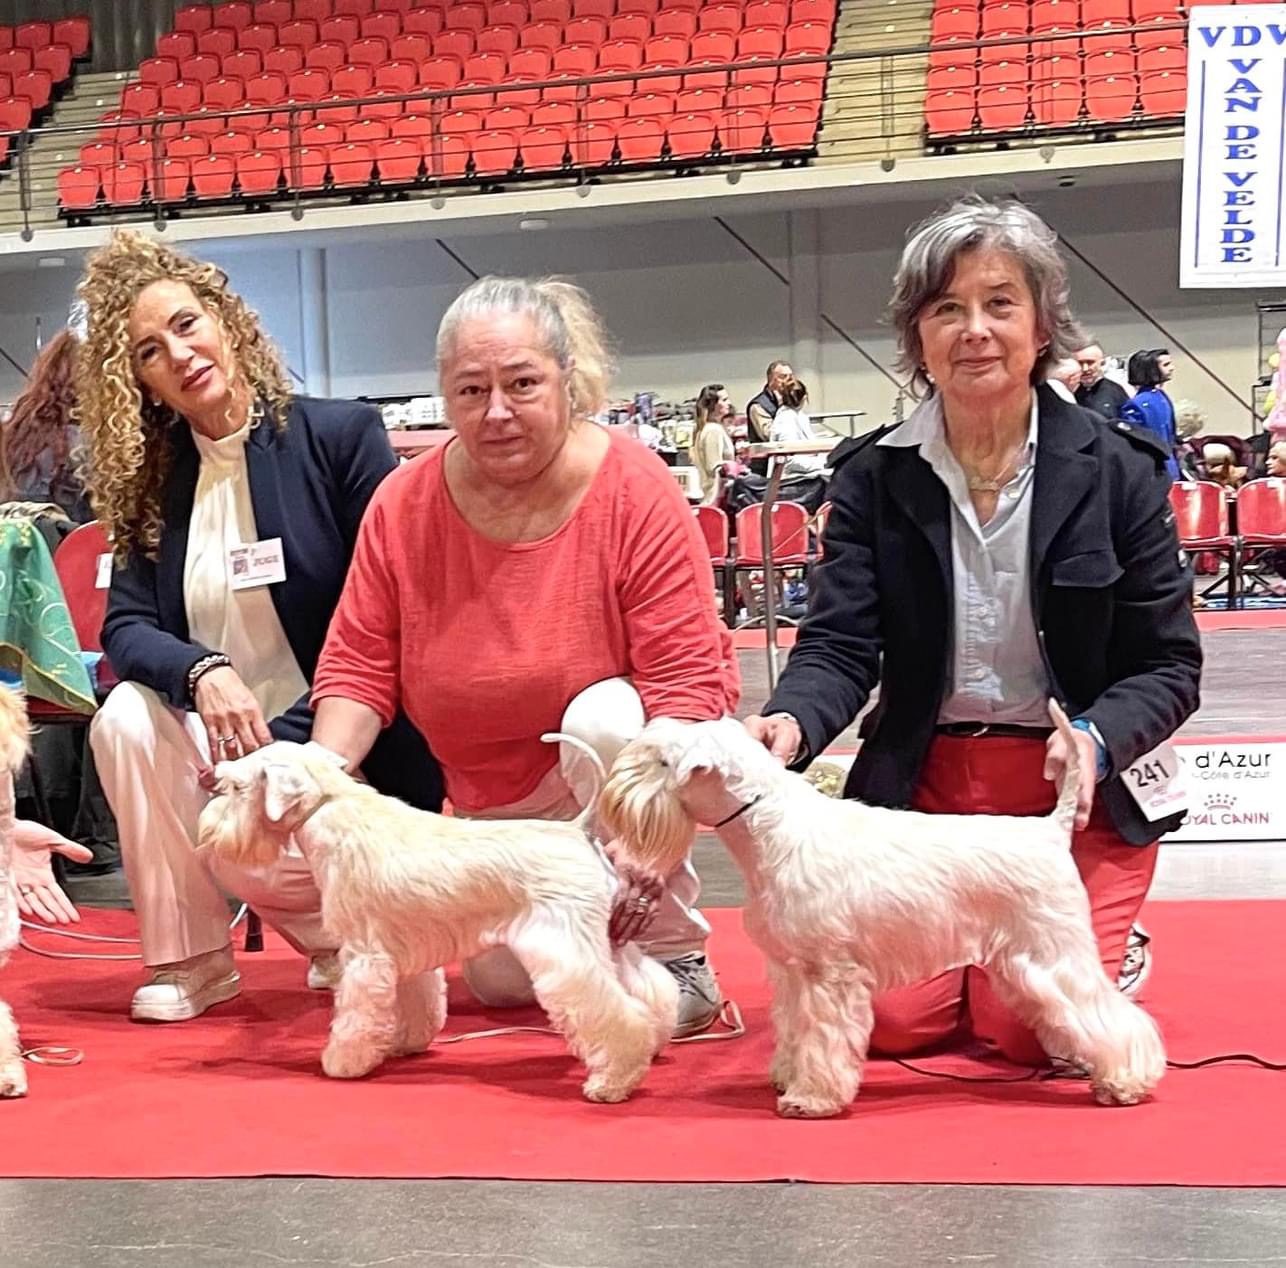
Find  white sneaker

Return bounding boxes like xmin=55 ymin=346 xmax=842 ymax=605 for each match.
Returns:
xmin=306 ymin=952 xmax=343 ymax=991
xmin=131 ymin=946 xmax=240 ymax=1023
xmin=663 ymin=951 xmax=722 ymax=1039
xmin=1118 ymin=923 xmax=1153 ymax=999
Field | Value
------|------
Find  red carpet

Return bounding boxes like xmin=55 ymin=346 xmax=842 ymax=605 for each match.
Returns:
xmin=1197 ymin=609 xmax=1286 ymax=632
xmin=3 ymin=902 xmax=1283 ymax=1184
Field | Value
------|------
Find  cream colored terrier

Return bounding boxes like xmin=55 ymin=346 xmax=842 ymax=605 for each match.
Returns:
xmin=598 ymin=702 xmax=1167 ymax=1118
xmin=198 ymin=740 xmax=677 ymax=1102
xmin=0 ymin=686 xmax=31 ymax=1098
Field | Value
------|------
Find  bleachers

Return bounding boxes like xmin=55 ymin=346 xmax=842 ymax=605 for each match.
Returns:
xmin=57 ymin=0 xmax=839 ymax=219
xmin=0 ymin=18 xmax=89 ymax=167
xmin=924 ymin=0 xmax=1198 ymax=145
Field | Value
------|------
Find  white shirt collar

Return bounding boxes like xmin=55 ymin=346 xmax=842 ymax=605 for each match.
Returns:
xmin=878 ymin=391 xmax=1039 ymax=453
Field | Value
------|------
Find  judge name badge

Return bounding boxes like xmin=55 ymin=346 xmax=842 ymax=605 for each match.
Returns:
xmin=228 ymin=538 xmax=287 ymax=590
xmin=1121 ymin=741 xmax=1189 ymax=822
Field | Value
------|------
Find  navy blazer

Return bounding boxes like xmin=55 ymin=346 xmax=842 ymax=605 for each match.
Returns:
xmin=102 ymin=396 xmax=444 ymax=811
xmin=765 ymin=386 xmax=1202 ymax=845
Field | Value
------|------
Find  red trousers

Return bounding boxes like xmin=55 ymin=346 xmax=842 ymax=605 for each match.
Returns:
xmin=868 ymin=733 xmax=1159 ymax=1066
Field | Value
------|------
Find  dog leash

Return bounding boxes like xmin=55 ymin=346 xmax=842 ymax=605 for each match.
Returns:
xmin=713 ymin=797 xmax=764 ymax=828
xmin=20 ymin=1046 xmax=83 ymax=1067
xmin=435 ymin=999 xmax=746 ymax=1047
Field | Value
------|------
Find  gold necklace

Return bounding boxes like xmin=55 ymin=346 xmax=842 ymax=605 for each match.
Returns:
xmin=961 ymin=443 xmax=1027 ymax=494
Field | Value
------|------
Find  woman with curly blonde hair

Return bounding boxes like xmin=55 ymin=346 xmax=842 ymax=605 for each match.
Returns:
xmin=80 ymin=230 xmax=442 ymax=1023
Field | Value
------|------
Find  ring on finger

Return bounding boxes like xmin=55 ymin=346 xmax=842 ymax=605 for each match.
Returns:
xmin=217 ymin=734 xmax=237 ymax=749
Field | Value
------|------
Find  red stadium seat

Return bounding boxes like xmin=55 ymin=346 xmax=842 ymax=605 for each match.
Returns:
xmin=428 ymin=132 xmax=470 ymax=179
xmin=445 ymin=3 xmax=487 ymax=32
xmin=15 ymin=21 xmax=51 ymax=51
xmin=158 ymin=31 xmax=198 ymax=61
xmin=600 ymin=39 xmax=645 ymax=72
xmin=739 ymin=27 xmax=785 ymax=59
xmin=0 ymin=96 xmax=32 ymax=131
xmin=767 ymin=101 xmax=818 ymax=146
xmin=784 ymin=20 xmax=832 ymax=54
xmin=691 ymin=31 xmax=735 ymax=61
xmin=264 ymin=46 xmax=304 ymax=76
xmin=677 ymin=86 xmax=725 ymax=114
xmin=1031 ymin=52 xmax=1083 ymax=124
xmin=668 ymin=109 xmax=716 ymax=157
xmin=332 ymin=63 xmax=374 ymax=95
xmin=154 ymin=156 xmax=192 ymax=202
xmin=979 ymin=3 xmax=1029 ymax=38
xmin=241 ymin=23 xmax=279 ymax=52
xmin=315 ymin=93 xmax=361 ymax=124
xmin=54 ymin=16 xmax=92 ymax=59
xmin=509 ymin=47 xmax=552 ymax=80
xmin=292 ymin=144 xmax=331 ymax=189
xmin=566 ymin=16 xmax=608 ymax=45
xmin=375 ymin=135 xmax=422 ymax=180
xmin=223 ymin=49 xmax=263 ymax=81
xmin=616 ymin=115 xmax=664 ymax=160
xmin=628 ymin=91 xmax=673 ymax=117
xmin=320 ymin=15 xmax=360 ymax=45
xmin=389 ymin=32 xmax=429 ymax=64
xmin=79 ymin=139 xmax=116 ymax=167
xmin=176 ymin=5 xmax=215 ymax=34
xmin=348 ymin=38 xmax=389 ymax=67
xmin=925 ymin=86 xmax=977 ymax=135
xmin=531 ymin=100 xmax=576 ymax=126
xmin=435 ymin=30 xmax=476 ymax=61
xmin=531 ymin=0 xmax=572 ymax=21
xmin=247 ymin=71 xmax=287 ymax=106
xmin=288 ymin=67 xmax=330 ymax=98
xmin=335 ymin=0 xmax=375 ymax=14
xmin=791 ymin=0 xmax=837 ymax=17
xmin=977 ymin=82 xmax=1030 ymax=129
xmin=471 ymin=127 xmax=518 ymax=174
xmin=329 ymin=140 xmax=376 ymax=184
xmin=181 ymin=53 xmax=222 ymax=84
xmin=403 ymin=8 xmax=444 ymax=38
xmin=279 ymin=20 xmax=320 ymax=50
xmin=610 ymin=14 xmax=653 ymax=42
xmin=375 ymin=59 xmax=417 ymax=92
xmin=301 ymin=120 xmax=344 ymax=150
xmin=420 ymin=57 xmax=462 ymax=90
xmin=440 ymin=108 xmax=482 ymax=136
xmin=294 ymin=0 xmax=330 ymax=17
xmin=572 ymin=117 xmax=616 ymax=165
xmin=198 ymin=28 xmax=238 ymax=58
xmin=58 ymin=164 xmax=100 ymax=210
xmin=34 ymin=45 xmax=72 ymax=82
xmin=204 ymin=77 xmax=246 ymax=110
xmin=485 ymin=103 xmax=529 ymax=130
xmin=573 ymin=0 xmax=613 ymax=16
xmin=211 ymin=129 xmax=254 ymax=156
xmin=0 ymin=49 xmax=31 ymax=77
xmin=215 ymin=3 xmax=253 ymax=31
xmin=121 ymin=82 xmax=161 ymax=115
xmin=96 ymin=109 xmax=139 ymax=146
xmin=662 ymin=0 xmax=703 ymax=10
xmin=1139 ymin=44 xmax=1185 ymax=74
xmin=490 ymin=0 xmax=529 ymax=25
xmin=653 ymin=9 xmax=697 ymax=38
xmin=161 ymin=79 xmax=204 ymax=113
xmin=464 ymin=51 xmax=506 ymax=82
xmin=519 ymin=122 xmax=566 ymax=169
xmin=1139 ymin=66 xmax=1186 ymax=115
xmin=362 ymin=12 xmax=402 ymax=41
xmin=617 ymin=0 xmax=660 ymax=13
xmin=105 ymin=160 xmax=148 ymax=204
xmin=1030 ymin=0 xmax=1080 ymax=34
xmin=980 ymin=58 xmax=1025 ymax=87
xmin=306 ymin=41 xmax=348 ymax=72
xmin=698 ymin=3 xmax=742 ymax=33
xmin=585 ymin=95 xmax=626 ymax=121
xmin=553 ymin=44 xmax=597 ymax=76
xmin=1082 ymin=0 xmax=1131 ymax=22
xmin=139 ymin=57 xmax=180 ymax=88
xmin=167 ymin=134 xmax=211 ymax=160
xmin=477 ymin=23 xmax=519 ymax=55
xmin=253 ymin=126 xmax=290 ymax=152
xmin=774 ymin=76 xmax=823 ymax=107
xmin=684 ymin=58 xmax=730 ymax=90
xmin=255 ymin=1 xmax=292 ymax=23
xmin=520 ymin=21 xmax=561 ymax=50
xmin=450 ymin=77 xmax=497 ymax=109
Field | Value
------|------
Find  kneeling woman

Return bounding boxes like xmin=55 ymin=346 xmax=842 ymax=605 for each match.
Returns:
xmin=77 ymin=231 xmax=442 ymax=1022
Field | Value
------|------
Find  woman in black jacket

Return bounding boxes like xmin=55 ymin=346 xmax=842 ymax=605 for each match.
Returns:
xmin=748 ymin=197 xmax=1201 ymax=1065
xmin=76 ymin=230 xmax=441 ymax=1023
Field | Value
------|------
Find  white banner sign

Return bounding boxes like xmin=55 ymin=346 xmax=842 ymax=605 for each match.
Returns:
xmin=1180 ymin=5 xmax=1286 ymax=288
xmin=1164 ymin=740 xmax=1286 ymax=840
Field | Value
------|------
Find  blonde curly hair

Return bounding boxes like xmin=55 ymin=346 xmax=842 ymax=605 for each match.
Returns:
xmin=74 ymin=230 xmax=291 ymax=560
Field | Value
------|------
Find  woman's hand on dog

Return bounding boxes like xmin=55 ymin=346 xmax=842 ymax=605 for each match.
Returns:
xmin=1044 ymin=726 xmax=1098 ymax=831
xmin=744 ymin=713 xmax=803 ymax=764
xmin=195 ymin=665 xmax=273 ymax=765
xmin=605 ymin=849 xmax=664 ymax=946
xmin=11 ymin=821 xmax=94 ymax=924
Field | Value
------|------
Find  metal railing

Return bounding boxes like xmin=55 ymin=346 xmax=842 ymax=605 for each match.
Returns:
xmin=0 ymin=23 xmax=1190 ymax=238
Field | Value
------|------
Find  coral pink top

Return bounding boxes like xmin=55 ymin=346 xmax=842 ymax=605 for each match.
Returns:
xmin=312 ymin=430 xmax=740 ymax=812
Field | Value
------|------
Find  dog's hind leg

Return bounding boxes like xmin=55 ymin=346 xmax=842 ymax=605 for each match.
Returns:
xmin=986 ymin=946 xmax=1166 ymax=1106
xmin=322 ymin=949 xmax=400 ymax=1079
xmin=613 ymin=944 xmax=679 ymax=1055
xmin=776 ymin=962 xmax=872 ymax=1119
xmin=509 ymin=922 xmax=656 ymax=1104
xmin=392 ymin=967 xmax=447 ymax=1057
xmin=0 ymin=1000 xmax=26 ymax=1099
xmin=767 ymin=959 xmax=802 ymax=1093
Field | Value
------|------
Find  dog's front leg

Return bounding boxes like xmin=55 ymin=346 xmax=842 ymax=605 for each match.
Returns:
xmin=766 ymin=959 xmax=801 ymax=1093
xmin=392 ymin=968 xmax=447 ymax=1057
xmin=0 ymin=1000 xmax=26 ymax=1099
xmin=322 ymin=950 xmax=400 ymax=1079
xmin=776 ymin=962 xmax=871 ymax=1119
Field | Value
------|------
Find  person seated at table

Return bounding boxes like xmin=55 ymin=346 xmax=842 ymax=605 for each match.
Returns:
xmin=747 ymin=196 xmax=1200 ymax=1065
xmin=75 ymin=230 xmax=442 ymax=1022
xmin=769 ymin=377 xmax=829 ymax=477
xmin=309 ymin=275 xmax=741 ymax=1038
xmin=689 ymin=383 xmax=736 ymax=505
xmin=1 ymin=331 xmax=91 ymax=524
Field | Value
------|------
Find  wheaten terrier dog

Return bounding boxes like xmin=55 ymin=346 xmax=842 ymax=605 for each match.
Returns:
xmin=598 ymin=703 xmax=1166 ymax=1117
xmin=0 ymin=686 xmax=31 ymax=1099
xmin=199 ymin=741 xmax=677 ymax=1103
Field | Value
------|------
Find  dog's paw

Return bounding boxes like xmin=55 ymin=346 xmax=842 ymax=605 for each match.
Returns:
xmin=582 ymin=1073 xmax=636 ymax=1104
xmin=1091 ymin=1078 xmax=1150 ymax=1107
xmin=391 ymin=1030 xmax=430 ymax=1058
xmin=776 ymin=1090 xmax=845 ymax=1118
xmin=321 ymin=1041 xmax=383 ymax=1080
xmin=769 ymin=1056 xmax=795 ymax=1093
xmin=0 ymin=1060 xmax=28 ymax=1099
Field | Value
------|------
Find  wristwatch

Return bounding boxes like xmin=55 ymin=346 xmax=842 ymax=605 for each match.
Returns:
xmin=1070 ymin=718 xmax=1109 ymax=781
xmin=767 ymin=711 xmax=809 ymax=764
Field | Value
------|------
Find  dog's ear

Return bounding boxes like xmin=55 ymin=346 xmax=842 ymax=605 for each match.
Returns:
xmin=260 ymin=760 xmax=316 ymax=825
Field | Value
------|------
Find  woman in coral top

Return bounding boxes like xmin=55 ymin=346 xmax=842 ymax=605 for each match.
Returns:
xmin=312 ymin=277 xmax=741 ymax=1037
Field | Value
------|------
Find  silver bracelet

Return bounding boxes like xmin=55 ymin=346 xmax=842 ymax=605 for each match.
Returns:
xmin=186 ymin=652 xmax=232 ymax=701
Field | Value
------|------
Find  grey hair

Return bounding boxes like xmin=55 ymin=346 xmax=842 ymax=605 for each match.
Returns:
xmin=889 ymin=196 xmax=1087 ymax=396
xmin=435 ymin=275 xmax=614 ymax=418
xmin=1173 ymin=399 xmax=1206 ymax=440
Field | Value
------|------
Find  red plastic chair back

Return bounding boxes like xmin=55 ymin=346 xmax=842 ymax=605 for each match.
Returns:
xmin=694 ymin=504 xmax=731 ymax=563
xmin=53 ymin=523 xmax=112 ymax=654
xmin=735 ymin=502 xmax=811 ymax=566
xmin=1235 ymin=478 xmax=1286 ymax=543
xmin=1168 ymin=481 xmax=1229 ymax=543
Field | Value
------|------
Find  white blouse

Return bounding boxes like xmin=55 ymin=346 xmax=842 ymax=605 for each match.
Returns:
xmin=183 ymin=421 xmax=307 ymax=722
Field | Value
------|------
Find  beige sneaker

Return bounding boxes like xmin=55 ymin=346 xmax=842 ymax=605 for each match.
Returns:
xmin=130 ymin=946 xmax=240 ymax=1023
xmin=306 ymin=952 xmax=343 ymax=991
xmin=663 ymin=951 xmax=722 ymax=1039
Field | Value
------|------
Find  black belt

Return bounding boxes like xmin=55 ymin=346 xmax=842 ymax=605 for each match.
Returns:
xmin=935 ymin=722 xmax=1052 ymax=739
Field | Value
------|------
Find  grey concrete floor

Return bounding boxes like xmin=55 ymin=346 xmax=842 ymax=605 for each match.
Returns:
xmin=20 ymin=639 xmax=1286 ymax=1268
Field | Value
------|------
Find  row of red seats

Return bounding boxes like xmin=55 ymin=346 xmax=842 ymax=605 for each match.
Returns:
xmin=0 ymin=44 xmax=77 ymax=82
xmin=930 ymin=41 xmax=1181 ymax=86
xmin=176 ymin=0 xmax=829 ymax=29
xmin=84 ymin=96 xmax=816 ymax=162
xmin=0 ymin=19 xmax=90 ymax=59
xmin=925 ymin=60 xmax=1182 ymax=133
xmin=930 ymin=29 xmax=1186 ymax=72
xmin=147 ymin=23 xmax=834 ymax=72
xmin=933 ymin=0 xmax=1183 ymax=27
xmin=61 ymin=102 xmax=820 ymax=212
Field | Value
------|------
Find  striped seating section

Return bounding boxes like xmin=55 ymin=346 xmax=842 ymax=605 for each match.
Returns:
xmin=0 ymin=18 xmax=91 ymax=166
xmin=924 ymin=0 xmax=1252 ymax=141
xmin=58 ymin=0 xmax=838 ymax=214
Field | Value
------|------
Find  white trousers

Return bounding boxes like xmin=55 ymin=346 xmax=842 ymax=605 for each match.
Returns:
xmin=462 ymin=677 xmax=709 ymax=1007
xmin=90 ymin=682 xmax=331 ymax=967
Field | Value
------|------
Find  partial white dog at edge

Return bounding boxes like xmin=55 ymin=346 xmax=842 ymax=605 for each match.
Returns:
xmin=197 ymin=737 xmax=677 ymax=1103
xmin=597 ymin=701 xmax=1167 ymax=1118
xmin=0 ymin=686 xmax=31 ymax=1099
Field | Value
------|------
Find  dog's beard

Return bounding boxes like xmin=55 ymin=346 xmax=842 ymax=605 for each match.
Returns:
xmin=598 ymin=750 xmax=696 ymax=879
xmin=198 ymin=793 xmax=288 ymax=869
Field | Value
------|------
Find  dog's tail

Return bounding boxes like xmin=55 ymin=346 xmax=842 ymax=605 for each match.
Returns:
xmin=540 ymin=732 xmax=606 ymax=833
xmin=1048 ymin=698 xmax=1081 ymax=840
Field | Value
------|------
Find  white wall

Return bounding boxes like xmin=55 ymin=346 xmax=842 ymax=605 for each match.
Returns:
xmin=2 ymin=178 xmax=1279 ymax=437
